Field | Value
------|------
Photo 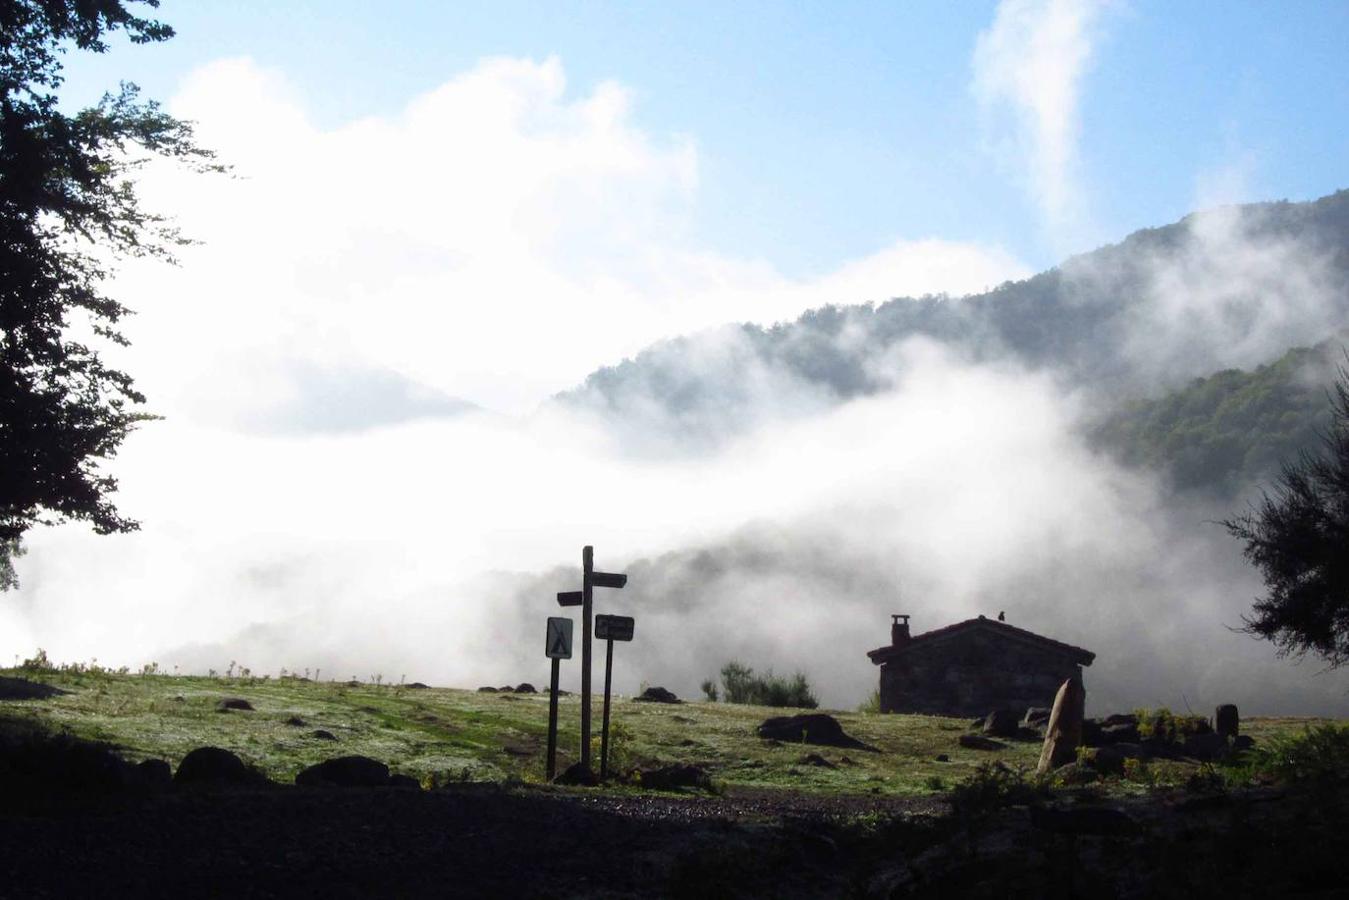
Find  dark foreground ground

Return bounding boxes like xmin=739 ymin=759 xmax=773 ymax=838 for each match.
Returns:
xmin=1 ymin=777 xmax=1346 ymax=899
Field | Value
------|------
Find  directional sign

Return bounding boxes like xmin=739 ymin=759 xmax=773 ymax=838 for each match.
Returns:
xmin=591 ymin=571 xmax=628 ymax=589
xmin=594 ymin=614 xmax=634 ymax=642
xmin=556 ymin=590 xmax=583 ymax=607
xmin=545 ymin=617 xmax=573 ymax=659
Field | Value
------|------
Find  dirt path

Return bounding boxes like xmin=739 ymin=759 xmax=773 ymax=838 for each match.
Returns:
xmin=0 ymin=785 xmax=942 ymax=899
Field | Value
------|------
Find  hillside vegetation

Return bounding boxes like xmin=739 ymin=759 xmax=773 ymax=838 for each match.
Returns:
xmin=561 ymin=192 xmax=1349 ymax=432
xmin=1091 ymin=340 xmax=1346 ymax=496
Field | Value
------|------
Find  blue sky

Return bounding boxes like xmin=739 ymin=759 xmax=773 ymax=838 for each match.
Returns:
xmin=61 ymin=1 xmax=1349 ymax=277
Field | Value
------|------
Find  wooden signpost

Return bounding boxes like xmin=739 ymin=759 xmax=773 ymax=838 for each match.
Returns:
xmin=544 ymin=616 xmax=573 ymax=780
xmin=595 ymin=614 xmax=635 ymax=780
xmin=556 ymin=545 xmax=627 ymax=774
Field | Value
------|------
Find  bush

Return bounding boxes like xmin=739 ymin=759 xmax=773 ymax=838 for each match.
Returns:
xmin=716 ymin=661 xmax=819 ymax=709
xmin=1134 ymin=707 xmax=1209 ymax=742
xmin=1242 ymin=723 xmax=1349 ymax=783
xmin=699 ymin=679 xmax=718 ymax=702
xmin=950 ymin=762 xmax=1044 ymax=823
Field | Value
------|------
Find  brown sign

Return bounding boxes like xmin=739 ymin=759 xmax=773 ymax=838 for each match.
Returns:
xmin=591 ymin=571 xmax=628 ymax=589
xmin=594 ymin=614 xmax=634 ymax=642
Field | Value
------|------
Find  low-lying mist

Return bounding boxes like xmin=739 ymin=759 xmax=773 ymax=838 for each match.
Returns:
xmin=5 ymin=338 xmax=1343 ymax=716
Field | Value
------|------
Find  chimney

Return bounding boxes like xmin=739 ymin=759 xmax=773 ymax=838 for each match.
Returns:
xmin=891 ymin=614 xmax=911 ymax=646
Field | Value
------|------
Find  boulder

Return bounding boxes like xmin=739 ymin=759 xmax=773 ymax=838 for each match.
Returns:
xmin=798 ymin=753 xmax=837 ymax=768
xmin=476 ymin=686 xmax=498 ymax=693
xmin=1036 ymin=677 xmax=1085 ymax=775
xmin=216 ymin=698 xmax=254 ymax=712
xmin=174 ymin=747 xmax=265 ymax=787
xmin=981 ymin=709 xmax=1020 ymax=738
xmin=1232 ymin=734 xmax=1255 ymax=752
xmin=285 ymin=716 xmax=307 ymax=727
xmin=389 ymin=774 xmax=421 ymax=790
xmin=406 ymin=682 xmax=430 ymax=690
xmin=640 ymin=764 xmax=711 ymax=791
xmin=756 ymin=714 xmax=869 ymax=750
xmin=1081 ymin=718 xmax=1103 ymax=747
xmin=497 ymin=685 xmax=515 ymax=693
xmin=934 ymin=753 xmax=950 ymax=763
xmin=635 ymin=686 xmax=681 ymax=704
xmin=1022 ymin=707 xmax=1052 ymax=728
xmin=1102 ymin=712 xmax=1138 ymax=728
xmin=1215 ymin=704 xmax=1240 ymax=739
xmin=295 ymin=755 xmax=391 ymax=788
xmin=310 ymin=730 xmax=338 ymax=741
xmin=1183 ymin=732 xmax=1230 ymax=762
xmin=514 ymin=683 xmax=537 ymax=694
xmin=958 ymin=734 xmax=1007 ymax=751
xmin=552 ymin=763 xmax=599 ymax=786
xmin=1100 ymin=722 xmax=1140 ymax=745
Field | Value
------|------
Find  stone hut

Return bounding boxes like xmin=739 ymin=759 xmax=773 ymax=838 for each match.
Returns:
xmin=866 ymin=614 xmax=1094 ymax=717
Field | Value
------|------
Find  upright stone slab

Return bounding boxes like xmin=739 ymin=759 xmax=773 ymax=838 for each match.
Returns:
xmin=1036 ymin=677 xmax=1085 ymax=775
xmin=1214 ymin=704 xmax=1239 ymax=739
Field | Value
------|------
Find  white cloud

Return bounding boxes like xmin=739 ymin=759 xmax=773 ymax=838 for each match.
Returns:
xmin=112 ymin=55 xmax=1028 ymax=425
xmin=972 ymin=0 xmax=1105 ymax=243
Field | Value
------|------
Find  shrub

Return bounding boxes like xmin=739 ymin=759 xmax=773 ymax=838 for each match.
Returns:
xmin=1134 ymin=707 xmax=1209 ymax=742
xmin=716 ymin=661 xmax=818 ymax=709
xmin=699 ymin=678 xmax=718 ymax=702
xmin=719 ymin=661 xmax=756 ymax=704
xmin=20 ymin=649 xmax=52 ymax=672
xmin=1242 ymin=723 xmax=1349 ymax=783
xmin=950 ymin=762 xmax=1044 ymax=823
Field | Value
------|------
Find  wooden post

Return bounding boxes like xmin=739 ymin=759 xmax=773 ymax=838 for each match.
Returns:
xmin=546 ymin=656 xmax=561 ymax=780
xmin=580 ymin=544 xmax=593 ymax=771
xmin=600 ymin=638 xmax=614 ymax=780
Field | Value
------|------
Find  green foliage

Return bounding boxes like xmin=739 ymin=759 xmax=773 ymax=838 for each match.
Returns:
xmin=717 ymin=661 xmax=818 ymax=709
xmin=592 ymin=720 xmax=635 ymax=775
xmin=1241 ymin=724 xmax=1349 ymax=783
xmin=562 ymin=189 xmax=1349 ymax=467
xmin=1224 ymin=363 xmax=1349 ymax=668
xmin=0 ymin=538 xmax=23 ymax=591
xmin=699 ymin=678 xmax=718 ymax=702
xmin=0 ymin=0 xmax=222 ymax=553
xmin=20 ymin=647 xmax=52 ymax=672
xmin=1092 ymin=342 xmax=1344 ymax=497
xmin=857 ymin=690 xmax=881 ymax=714
xmin=1133 ymin=707 xmax=1209 ymax=742
xmin=949 ymin=762 xmax=1044 ymax=823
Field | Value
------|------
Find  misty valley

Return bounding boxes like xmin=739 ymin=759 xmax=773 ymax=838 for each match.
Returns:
xmin=3 ymin=2 xmax=1348 ymax=898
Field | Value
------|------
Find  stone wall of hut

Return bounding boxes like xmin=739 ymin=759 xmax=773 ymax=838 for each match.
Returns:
xmin=879 ymin=630 xmax=1083 ymax=717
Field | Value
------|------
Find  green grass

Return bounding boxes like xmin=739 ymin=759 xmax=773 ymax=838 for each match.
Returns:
xmin=1 ymin=668 xmax=1339 ymax=795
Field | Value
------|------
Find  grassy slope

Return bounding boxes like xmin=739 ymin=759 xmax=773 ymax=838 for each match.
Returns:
xmin=0 ymin=668 xmax=1335 ymax=795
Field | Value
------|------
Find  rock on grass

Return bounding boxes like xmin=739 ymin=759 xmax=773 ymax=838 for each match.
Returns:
xmin=756 ymin=714 xmax=871 ymax=750
xmin=295 ymin=755 xmax=391 ymax=788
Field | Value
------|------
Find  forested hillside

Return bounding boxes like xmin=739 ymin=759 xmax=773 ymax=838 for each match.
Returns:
xmin=559 ymin=191 xmax=1349 ymax=495
xmin=1090 ymin=340 xmax=1345 ymax=497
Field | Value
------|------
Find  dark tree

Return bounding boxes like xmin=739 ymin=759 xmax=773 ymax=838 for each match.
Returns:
xmin=1225 ymin=363 xmax=1349 ymax=668
xmin=1 ymin=0 xmax=220 ymax=584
